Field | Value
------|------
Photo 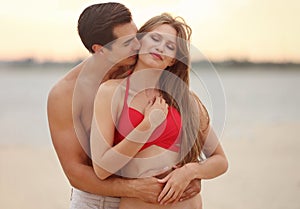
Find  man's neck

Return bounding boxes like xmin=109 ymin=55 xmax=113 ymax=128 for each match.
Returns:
xmin=80 ymin=55 xmax=118 ymax=86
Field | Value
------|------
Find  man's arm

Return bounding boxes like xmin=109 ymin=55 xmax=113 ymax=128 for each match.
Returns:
xmin=47 ymin=82 xmax=162 ymax=202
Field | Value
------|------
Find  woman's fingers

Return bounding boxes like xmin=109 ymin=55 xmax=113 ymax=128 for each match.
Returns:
xmin=159 ymin=187 xmax=184 ymax=205
xmin=157 ymin=183 xmax=170 ymax=202
xmin=144 ymin=96 xmax=169 ymax=128
xmin=179 ymin=189 xmax=197 ymax=202
xmin=159 ymin=187 xmax=175 ymax=205
xmin=163 ymin=189 xmax=180 ymax=205
xmin=157 ymin=173 xmax=170 ymax=184
xmin=173 ymin=191 xmax=183 ymax=204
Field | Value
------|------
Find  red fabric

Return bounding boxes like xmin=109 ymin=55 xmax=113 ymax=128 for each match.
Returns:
xmin=113 ymin=77 xmax=181 ymax=152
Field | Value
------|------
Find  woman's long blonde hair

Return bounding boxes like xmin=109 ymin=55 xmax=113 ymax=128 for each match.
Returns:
xmin=138 ymin=13 xmax=209 ymax=165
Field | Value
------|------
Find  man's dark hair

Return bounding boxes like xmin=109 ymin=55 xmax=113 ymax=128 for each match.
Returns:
xmin=78 ymin=2 xmax=132 ymax=53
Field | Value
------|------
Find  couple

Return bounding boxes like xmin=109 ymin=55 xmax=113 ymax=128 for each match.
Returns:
xmin=47 ymin=2 xmax=228 ymax=209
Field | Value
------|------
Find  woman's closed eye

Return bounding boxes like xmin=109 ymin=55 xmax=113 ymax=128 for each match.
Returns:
xmin=166 ymin=43 xmax=176 ymax=51
xmin=151 ymin=34 xmax=161 ymax=42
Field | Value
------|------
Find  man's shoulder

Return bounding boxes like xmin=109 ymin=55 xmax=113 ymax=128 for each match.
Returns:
xmin=48 ymin=61 xmax=86 ymax=98
xmin=47 ymin=66 xmax=83 ymax=107
xmin=48 ymin=77 xmax=74 ymax=103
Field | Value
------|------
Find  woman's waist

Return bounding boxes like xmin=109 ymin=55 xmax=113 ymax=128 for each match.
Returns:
xmin=119 ymin=194 xmax=202 ymax=209
xmin=119 ymin=147 xmax=180 ymax=178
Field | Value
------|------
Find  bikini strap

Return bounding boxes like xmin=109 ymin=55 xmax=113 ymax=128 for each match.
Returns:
xmin=123 ymin=76 xmax=130 ymax=107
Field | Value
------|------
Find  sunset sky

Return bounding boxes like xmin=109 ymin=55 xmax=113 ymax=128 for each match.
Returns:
xmin=1 ymin=0 xmax=299 ymax=62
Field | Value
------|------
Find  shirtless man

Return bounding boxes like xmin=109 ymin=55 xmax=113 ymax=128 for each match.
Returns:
xmin=47 ymin=3 xmax=200 ymax=209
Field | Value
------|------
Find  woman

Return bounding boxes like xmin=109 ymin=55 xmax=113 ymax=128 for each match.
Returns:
xmin=90 ymin=13 xmax=228 ymax=208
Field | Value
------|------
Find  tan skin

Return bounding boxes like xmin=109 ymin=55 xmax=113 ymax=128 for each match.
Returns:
xmin=91 ymin=24 xmax=228 ymax=208
xmin=47 ymin=21 xmax=201 ymax=204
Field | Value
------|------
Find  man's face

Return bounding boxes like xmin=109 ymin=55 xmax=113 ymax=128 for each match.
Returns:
xmin=106 ymin=21 xmax=140 ymax=67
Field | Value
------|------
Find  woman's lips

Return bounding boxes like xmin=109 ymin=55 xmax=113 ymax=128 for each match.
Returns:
xmin=150 ymin=52 xmax=163 ymax=60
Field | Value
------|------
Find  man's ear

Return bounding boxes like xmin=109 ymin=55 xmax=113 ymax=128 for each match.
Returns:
xmin=92 ymin=44 xmax=104 ymax=54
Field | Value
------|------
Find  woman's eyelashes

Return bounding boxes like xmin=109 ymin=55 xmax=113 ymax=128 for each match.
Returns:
xmin=166 ymin=43 xmax=175 ymax=51
xmin=151 ymin=34 xmax=160 ymax=42
xmin=150 ymin=34 xmax=176 ymax=51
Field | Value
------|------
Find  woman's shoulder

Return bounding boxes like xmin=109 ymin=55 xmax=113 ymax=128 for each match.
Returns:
xmin=99 ymin=78 xmax=125 ymax=91
xmin=101 ymin=78 xmax=125 ymax=87
xmin=96 ymin=78 xmax=127 ymax=99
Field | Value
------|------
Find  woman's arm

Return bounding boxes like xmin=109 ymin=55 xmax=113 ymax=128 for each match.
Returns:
xmin=157 ymin=94 xmax=228 ymax=204
xmin=157 ymin=127 xmax=228 ymax=204
xmin=91 ymin=81 xmax=168 ymax=180
xmin=184 ymin=93 xmax=228 ymax=180
xmin=186 ymin=128 xmax=228 ymax=178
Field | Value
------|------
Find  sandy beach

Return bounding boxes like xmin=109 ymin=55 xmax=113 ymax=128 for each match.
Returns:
xmin=1 ymin=67 xmax=300 ymax=209
xmin=1 ymin=123 xmax=299 ymax=209
xmin=0 ymin=145 xmax=70 ymax=209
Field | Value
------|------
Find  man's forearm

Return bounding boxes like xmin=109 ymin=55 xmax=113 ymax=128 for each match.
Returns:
xmin=65 ymin=162 xmax=162 ymax=203
xmin=66 ymin=163 xmax=134 ymax=197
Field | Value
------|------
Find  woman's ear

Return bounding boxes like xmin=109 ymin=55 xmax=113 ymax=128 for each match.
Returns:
xmin=92 ymin=44 xmax=104 ymax=54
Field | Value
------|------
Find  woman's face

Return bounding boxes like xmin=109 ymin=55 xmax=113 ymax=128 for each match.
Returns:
xmin=138 ymin=24 xmax=177 ymax=70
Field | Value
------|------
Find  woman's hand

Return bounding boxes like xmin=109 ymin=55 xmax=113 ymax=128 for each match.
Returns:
xmin=157 ymin=165 xmax=193 ymax=205
xmin=144 ymin=96 xmax=168 ymax=129
xmin=179 ymin=179 xmax=201 ymax=202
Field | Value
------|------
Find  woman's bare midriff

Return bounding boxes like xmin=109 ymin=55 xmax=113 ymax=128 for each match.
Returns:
xmin=119 ymin=194 xmax=202 ymax=209
xmin=118 ymin=146 xmax=202 ymax=208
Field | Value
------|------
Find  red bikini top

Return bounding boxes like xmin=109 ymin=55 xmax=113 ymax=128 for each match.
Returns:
xmin=113 ymin=76 xmax=182 ymax=152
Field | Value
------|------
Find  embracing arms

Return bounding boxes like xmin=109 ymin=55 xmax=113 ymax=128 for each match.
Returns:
xmin=91 ymin=80 xmax=168 ymax=180
xmin=47 ymin=80 xmax=163 ymax=202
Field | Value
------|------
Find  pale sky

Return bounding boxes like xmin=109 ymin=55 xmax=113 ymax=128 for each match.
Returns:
xmin=0 ymin=0 xmax=299 ymax=62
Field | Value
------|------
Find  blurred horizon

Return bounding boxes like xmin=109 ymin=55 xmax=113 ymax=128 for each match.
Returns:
xmin=1 ymin=0 xmax=299 ymax=63
xmin=1 ymin=56 xmax=300 ymax=71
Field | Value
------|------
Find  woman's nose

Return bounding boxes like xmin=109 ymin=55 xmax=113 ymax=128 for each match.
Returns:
xmin=155 ymin=43 xmax=164 ymax=53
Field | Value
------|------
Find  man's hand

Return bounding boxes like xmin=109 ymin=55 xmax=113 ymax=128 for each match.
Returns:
xmin=130 ymin=177 xmax=163 ymax=203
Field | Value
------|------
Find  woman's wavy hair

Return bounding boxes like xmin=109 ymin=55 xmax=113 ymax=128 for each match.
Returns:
xmin=138 ymin=13 xmax=209 ymax=165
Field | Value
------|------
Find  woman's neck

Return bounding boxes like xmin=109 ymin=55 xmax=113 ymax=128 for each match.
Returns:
xmin=130 ymin=62 xmax=164 ymax=93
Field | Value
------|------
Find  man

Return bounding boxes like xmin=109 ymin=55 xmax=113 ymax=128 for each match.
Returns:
xmin=47 ymin=3 xmax=200 ymax=209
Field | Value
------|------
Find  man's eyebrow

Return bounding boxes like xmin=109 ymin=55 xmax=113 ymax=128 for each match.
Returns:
xmin=123 ymin=36 xmax=135 ymax=45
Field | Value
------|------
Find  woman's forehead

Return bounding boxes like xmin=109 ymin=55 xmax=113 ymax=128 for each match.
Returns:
xmin=148 ymin=24 xmax=177 ymax=42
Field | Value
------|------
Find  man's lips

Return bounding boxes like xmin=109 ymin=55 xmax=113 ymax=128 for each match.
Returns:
xmin=150 ymin=52 xmax=163 ymax=60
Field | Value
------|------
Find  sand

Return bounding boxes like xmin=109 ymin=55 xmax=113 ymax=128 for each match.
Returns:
xmin=202 ymin=122 xmax=300 ymax=209
xmin=1 ymin=122 xmax=299 ymax=209
xmin=0 ymin=146 xmax=70 ymax=209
